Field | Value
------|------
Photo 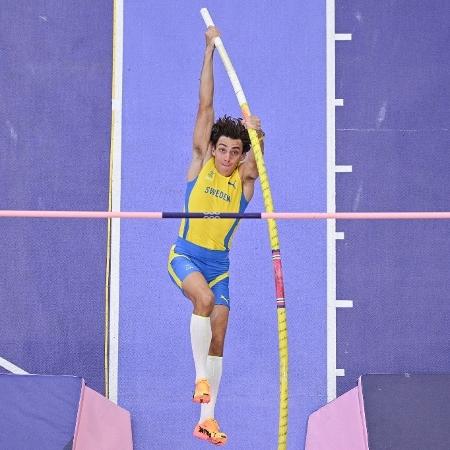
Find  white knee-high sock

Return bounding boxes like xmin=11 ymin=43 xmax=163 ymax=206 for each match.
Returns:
xmin=200 ymin=355 xmax=223 ymax=421
xmin=190 ymin=314 xmax=212 ymax=381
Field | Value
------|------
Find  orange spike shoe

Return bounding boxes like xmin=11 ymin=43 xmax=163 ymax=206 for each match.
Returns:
xmin=192 ymin=378 xmax=210 ymax=404
xmin=193 ymin=418 xmax=228 ymax=446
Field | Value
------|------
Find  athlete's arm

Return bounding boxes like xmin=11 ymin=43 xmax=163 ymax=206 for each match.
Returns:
xmin=188 ymin=27 xmax=220 ymax=181
xmin=240 ymin=116 xmax=265 ymax=200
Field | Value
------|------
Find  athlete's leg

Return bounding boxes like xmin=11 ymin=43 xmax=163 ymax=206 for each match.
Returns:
xmin=182 ymin=272 xmax=215 ymax=317
xmin=209 ymin=305 xmax=229 ymax=357
xmin=200 ymin=305 xmax=228 ymax=422
xmin=193 ymin=285 xmax=229 ymax=443
xmin=182 ymin=272 xmax=216 ymax=403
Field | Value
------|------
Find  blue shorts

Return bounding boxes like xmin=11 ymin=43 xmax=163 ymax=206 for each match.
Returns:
xmin=167 ymin=238 xmax=231 ymax=309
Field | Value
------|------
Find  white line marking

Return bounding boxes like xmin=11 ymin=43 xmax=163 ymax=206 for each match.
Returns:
xmin=112 ymin=99 xmax=121 ymax=110
xmin=109 ymin=0 xmax=124 ymax=405
xmin=334 ymin=98 xmax=344 ymax=107
xmin=335 ymin=232 xmax=345 ymax=240
xmin=335 ymin=33 xmax=352 ymax=41
xmin=326 ymin=0 xmax=337 ymax=402
xmin=0 ymin=357 xmax=29 ymax=374
xmin=335 ymin=165 xmax=353 ymax=173
xmin=336 ymin=300 xmax=353 ymax=308
xmin=336 ymin=368 xmax=346 ymax=377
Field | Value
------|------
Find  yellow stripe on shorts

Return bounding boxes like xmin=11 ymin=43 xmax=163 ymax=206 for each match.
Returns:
xmin=208 ymin=272 xmax=229 ymax=288
xmin=168 ymin=245 xmax=184 ymax=288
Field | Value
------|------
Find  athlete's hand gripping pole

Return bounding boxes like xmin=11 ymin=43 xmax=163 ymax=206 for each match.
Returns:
xmin=200 ymin=8 xmax=288 ymax=450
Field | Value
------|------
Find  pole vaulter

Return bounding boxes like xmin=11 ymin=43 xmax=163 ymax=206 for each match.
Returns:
xmin=199 ymin=9 xmax=289 ymax=449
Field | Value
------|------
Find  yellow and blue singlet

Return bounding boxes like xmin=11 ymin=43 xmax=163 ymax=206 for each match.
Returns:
xmin=167 ymin=157 xmax=249 ymax=308
xmin=179 ymin=157 xmax=248 ymax=252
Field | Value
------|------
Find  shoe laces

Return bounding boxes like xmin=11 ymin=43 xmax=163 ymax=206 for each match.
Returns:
xmin=204 ymin=418 xmax=219 ymax=430
xmin=196 ymin=378 xmax=209 ymax=389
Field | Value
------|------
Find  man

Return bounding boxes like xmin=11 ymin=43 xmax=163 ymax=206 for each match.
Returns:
xmin=167 ymin=26 xmax=264 ymax=446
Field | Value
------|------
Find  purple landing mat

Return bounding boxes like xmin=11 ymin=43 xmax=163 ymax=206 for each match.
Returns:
xmin=306 ymin=374 xmax=450 ymax=450
xmin=0 ymin=374 xmax=82 ymax=450
xmin=0 ymin=374 xmax=133 ymax=450
xmin=361 ymin=373 xmax=450 ymax=450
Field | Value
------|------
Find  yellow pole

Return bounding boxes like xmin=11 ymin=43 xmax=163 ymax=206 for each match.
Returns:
xmin=200 ymin=9 xmax=288 ymax=449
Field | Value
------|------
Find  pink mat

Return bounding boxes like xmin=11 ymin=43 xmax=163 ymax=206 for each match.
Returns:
xmin=305 ymin=385 xmax=368 ymax=450
xmin=72 ymin=381 xmax=133 ymax=450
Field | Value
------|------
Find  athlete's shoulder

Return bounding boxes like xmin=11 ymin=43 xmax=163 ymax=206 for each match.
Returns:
xmin=187 ymin=153 xmax=213 ymax=182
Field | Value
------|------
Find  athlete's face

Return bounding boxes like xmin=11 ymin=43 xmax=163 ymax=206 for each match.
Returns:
xmin=212 ymin=136 xmax=245 ymax=177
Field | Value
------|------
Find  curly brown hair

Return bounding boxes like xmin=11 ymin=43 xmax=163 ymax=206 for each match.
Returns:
xmin=210 ymin=115 xmax=251 ymax=153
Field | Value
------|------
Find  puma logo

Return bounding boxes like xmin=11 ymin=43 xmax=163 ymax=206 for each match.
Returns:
xmin=199 ymin=426 xmax=211 ymax=437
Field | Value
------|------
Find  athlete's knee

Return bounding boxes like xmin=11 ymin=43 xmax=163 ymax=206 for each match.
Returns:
xmin=194 ymin=290 xmax=215 ymax=316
